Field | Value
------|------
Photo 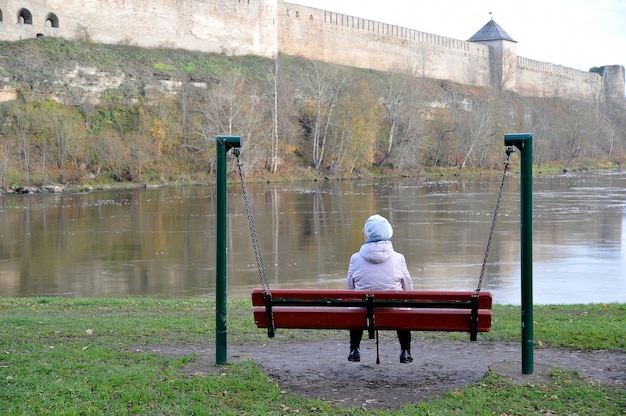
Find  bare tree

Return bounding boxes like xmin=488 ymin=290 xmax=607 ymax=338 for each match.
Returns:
xmin=378 ymin=71 xmax=409 ymax=165
xmin=295 ymin=60 xmax=348 ymax=170
xmin=460 ymin=90 xmax=499 ymax=168
xmin=270 ymin=56 xmax=280 ymax=173
xmin=196 ymin=67 xmax=272 ymax=175
xmin=424 ymin=107 xmax=457 ymax=167
xmin=7 ymin=104 xmax=33 ymax=181
xmin=327 ymin=77 xmax=381 ymax=173
xmin=0 ymin=131 xmax=14 ymax=188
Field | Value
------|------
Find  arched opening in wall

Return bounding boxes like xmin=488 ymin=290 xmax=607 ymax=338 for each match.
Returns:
xmin=45 ymin=13 xmax=59 ymax=28
xmin=17 ymin=8 xmax=32 ymax=25
xmin=0 ymin=9 xmax=4 ymax=22
xmin=36 ymin=33 xmax=44 ymax=38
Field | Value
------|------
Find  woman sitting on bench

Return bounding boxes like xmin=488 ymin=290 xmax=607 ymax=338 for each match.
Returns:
xmin=347 ymin=214 xmax=415 ymax=363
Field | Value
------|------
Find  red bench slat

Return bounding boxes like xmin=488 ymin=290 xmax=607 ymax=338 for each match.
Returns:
xmin=253 ymin=307 xmax=492 ymax=332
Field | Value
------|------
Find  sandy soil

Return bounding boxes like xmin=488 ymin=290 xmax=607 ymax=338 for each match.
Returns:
xmin=136 ymin=332 xmax=625 ymax=410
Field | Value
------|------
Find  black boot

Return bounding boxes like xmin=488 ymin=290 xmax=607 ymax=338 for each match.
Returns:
xmin=399 ymin=349 xmax=413 ymax=363
xmin=348 ymin=348 xmax=360 ymax=362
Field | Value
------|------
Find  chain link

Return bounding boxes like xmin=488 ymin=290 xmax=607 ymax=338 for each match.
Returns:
xmin=476 ymin=148 xmax=513 ymax=293
xmin=235 ymin=152 xmax=270 ymax=292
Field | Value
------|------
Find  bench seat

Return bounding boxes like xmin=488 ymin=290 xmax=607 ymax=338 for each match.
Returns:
xmin=252 ymin=289 xmax=492 ymax=337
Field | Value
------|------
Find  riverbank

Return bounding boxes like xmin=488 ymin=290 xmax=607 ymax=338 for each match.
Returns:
xmin=1 ymin=297 xmax=623 ymax=414
xmin=2 ymin=161 xmax=623 ymax=196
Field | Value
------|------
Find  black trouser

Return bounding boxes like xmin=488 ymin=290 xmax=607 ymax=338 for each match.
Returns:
xmin=349 ymin=329 xmax=411 ymax=350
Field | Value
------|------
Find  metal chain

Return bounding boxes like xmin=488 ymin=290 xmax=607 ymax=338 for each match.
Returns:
xmin=234 ymin=150 xmax=270 ymax=292
xmin=476 ymin=148 xmax=513 ymax=293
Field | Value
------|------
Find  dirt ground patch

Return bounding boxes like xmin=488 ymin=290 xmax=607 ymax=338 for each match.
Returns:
xmin=137 ymin=334 xmax=625 ymax=410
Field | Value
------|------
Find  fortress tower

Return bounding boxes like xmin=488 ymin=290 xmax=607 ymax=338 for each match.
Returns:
xmin=467 ymin=19 xmax=518 ymax=91
xmin=600 ymin=65 xmax=626 ymax=102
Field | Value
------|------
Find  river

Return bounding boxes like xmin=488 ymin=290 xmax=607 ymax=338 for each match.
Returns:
xmin=1 ymin=173 xmax=625 ymax=304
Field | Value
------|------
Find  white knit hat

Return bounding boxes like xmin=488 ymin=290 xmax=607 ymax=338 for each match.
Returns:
xmin=363 ymin=214 xmax=393 ymax=241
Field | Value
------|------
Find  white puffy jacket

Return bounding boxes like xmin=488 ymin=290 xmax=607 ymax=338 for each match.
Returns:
xmin=347 ymin=240 xmax=413 ymax=291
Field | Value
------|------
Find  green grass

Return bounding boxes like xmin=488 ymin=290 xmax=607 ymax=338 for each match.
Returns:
xmin=409 ymin=368 xmax=624 ymax=415
xmin=0 ymin=38 xmax=273 ymax=89
xmin=489 ymin=303 xmax=625 ymax=349
xmin=0 ymin=298 xmax=624 ymax=415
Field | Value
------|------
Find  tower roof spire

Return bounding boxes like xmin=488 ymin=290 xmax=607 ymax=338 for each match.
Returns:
xmin=468 ymin=19 xmax=516 ymax=43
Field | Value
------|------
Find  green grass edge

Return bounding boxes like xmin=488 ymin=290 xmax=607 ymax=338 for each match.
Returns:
xmin=0 ymin=298 xmax=624 ymax=415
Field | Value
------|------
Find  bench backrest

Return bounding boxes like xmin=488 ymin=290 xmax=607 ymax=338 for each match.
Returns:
xmin=252 ymin=289 xmax=492 ymax=309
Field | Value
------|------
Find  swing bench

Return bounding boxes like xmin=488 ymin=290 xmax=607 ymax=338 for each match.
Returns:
xmin=235 ymin=148 xmax=512 ymax=344
xmin=252 ymin=289 xmax=492 ymax=340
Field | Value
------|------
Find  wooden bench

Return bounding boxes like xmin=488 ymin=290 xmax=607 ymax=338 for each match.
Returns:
xmin=252 ymin=289 xmax=492 ymax=341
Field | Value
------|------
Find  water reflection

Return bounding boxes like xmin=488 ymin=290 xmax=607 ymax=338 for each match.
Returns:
xmin=0 ymin=174 xmax=625 ymax=304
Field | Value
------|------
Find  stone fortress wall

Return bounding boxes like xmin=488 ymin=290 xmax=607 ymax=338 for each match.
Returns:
xmin=0 ymin=0 xmax=623 ymax=101
xmin=279 ymin=2 xmax=623 ymax=101
xmin=0 ymin=0 xmax=279 ymax=57
xmin=278 ymin=4 xmax=493 ymax=88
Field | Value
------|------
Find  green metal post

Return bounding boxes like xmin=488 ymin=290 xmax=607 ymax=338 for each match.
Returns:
xmin=215 ymin=135 xmax=241 ymax=365
xmin=504 ymin=133 xmax=534 ymax=375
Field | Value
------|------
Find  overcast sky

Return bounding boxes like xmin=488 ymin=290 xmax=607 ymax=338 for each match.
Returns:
xmin=290 ymin=0 xmax=625 ymax=71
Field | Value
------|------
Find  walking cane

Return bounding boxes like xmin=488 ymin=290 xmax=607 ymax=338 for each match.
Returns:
xmin=375 ymin=330 xmax=380 ymax=364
